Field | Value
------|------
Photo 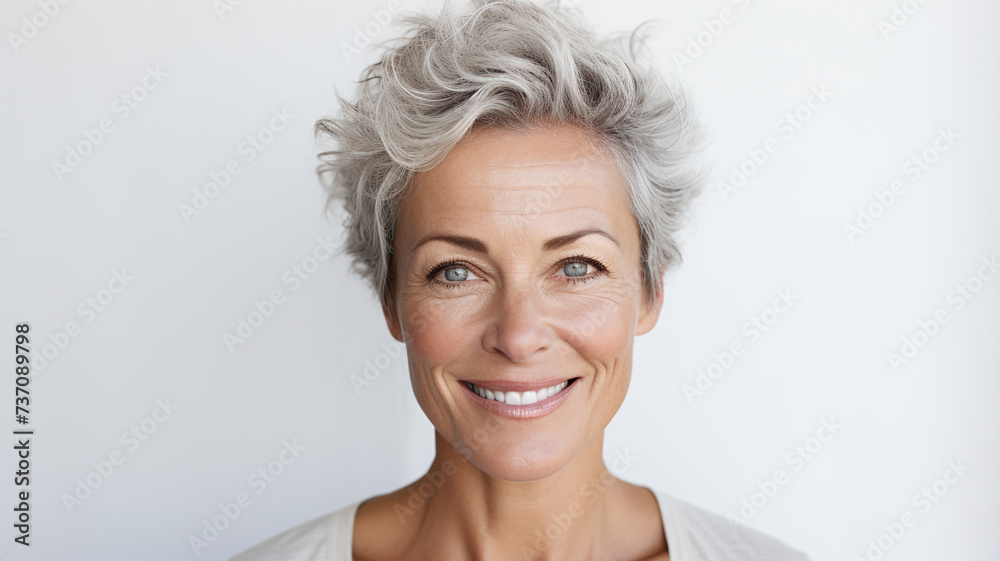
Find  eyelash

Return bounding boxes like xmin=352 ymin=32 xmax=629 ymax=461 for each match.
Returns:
xmin=426 ymin=254 xmax=609 ymax=290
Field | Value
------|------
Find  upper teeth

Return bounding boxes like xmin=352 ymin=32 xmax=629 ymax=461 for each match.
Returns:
xmin=466 ymin=380 xmax=570 ymax=405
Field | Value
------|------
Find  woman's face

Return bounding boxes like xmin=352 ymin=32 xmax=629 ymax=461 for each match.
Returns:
xmin=384 ymin=122 xmax=663 ymax=481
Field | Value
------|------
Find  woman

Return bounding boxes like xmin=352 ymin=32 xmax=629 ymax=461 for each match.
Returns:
xmin=231 ymin=0 xmax=810 ymax=559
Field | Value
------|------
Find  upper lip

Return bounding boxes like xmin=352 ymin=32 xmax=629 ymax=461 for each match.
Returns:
xmin=461 ymin=377 xmax=577 ymax=392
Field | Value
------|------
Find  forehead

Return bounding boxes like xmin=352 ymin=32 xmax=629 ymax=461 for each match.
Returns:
xmin=399 ymin=123 xmax=631 ymax=234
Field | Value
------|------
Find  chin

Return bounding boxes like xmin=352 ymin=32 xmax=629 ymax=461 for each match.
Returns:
xmin=467 ymin=448 xmax=574 ymax=482
xmin=452 ymin=425 xmax=588 ymax=482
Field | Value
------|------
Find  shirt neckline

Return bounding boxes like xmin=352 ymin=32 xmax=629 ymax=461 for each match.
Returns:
xmin=328 ymin=487 xmax=684 ymax=560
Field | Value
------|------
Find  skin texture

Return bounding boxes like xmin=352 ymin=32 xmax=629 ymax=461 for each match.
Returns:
xmin=353 ymin=122 xmax=669 ymax=561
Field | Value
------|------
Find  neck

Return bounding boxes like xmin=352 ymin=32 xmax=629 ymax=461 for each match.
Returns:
xmin=395 ymin=430 xmax=636 ymax=561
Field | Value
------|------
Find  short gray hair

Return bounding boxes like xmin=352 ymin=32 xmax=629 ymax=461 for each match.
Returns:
xmin=315 ymin=0 xmax=705 ymax=309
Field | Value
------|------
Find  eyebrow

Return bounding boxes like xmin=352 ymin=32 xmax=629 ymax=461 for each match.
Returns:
xmin=413 ymin=228 xmax=621 ymax=254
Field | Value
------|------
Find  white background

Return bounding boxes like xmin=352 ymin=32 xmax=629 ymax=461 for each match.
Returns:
xmin=2 ymin=0 xmax=998 ymax=559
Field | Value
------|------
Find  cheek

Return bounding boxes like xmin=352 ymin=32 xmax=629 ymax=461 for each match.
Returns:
xmin=401 ymin=293 xmax=484 ymax=370
xmin=556 ymin=294 xmax=637 ymax=361
xmin=557 ymin=295 xmax=637 ymax=418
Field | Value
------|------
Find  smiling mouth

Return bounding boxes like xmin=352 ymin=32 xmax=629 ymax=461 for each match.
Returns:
xmin=463 ymin=377 xmax=580 ymax=405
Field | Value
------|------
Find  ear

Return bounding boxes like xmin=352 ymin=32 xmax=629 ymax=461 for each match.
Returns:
xmin=636 ymin=273 xmax=664 ymax=336
xmin=381 ymin=288 xmax=404 ymax=343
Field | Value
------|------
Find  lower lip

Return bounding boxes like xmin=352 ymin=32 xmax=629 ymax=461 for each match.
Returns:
xmin=460 ymin=378 xmax=579 ymax=420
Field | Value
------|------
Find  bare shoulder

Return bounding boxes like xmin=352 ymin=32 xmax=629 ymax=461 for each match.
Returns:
xmin=352 ymin=487 xmax=418 ymax=561
xmin=614 ymin=482 xmax=669 ymax=560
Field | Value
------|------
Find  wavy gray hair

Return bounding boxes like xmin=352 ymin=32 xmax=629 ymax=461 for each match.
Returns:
xmin=315 ymin=0 xmax=705 ymax=310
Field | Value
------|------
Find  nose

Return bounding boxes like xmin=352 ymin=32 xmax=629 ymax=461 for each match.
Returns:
xmin=482 ymin=283 xmax=555 ymax=363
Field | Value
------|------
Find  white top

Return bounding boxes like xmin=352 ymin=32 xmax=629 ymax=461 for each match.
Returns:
xmin=228 ymin=488 xmax=809 ymax=561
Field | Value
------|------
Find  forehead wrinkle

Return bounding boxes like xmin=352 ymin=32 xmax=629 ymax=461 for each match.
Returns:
xmin=486 ymin=162 xmax=617 ymax=183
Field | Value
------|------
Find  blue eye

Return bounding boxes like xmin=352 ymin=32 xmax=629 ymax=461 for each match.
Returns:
xmin=557 ymin=255 xmax=609 ymax=285
xmin=443 ymin=267 xmax=469 ymax=281
xmin=427 ymin=254 xmax=608 ymax=290
xmin=428 ymin=261 xmax=480 ymax=289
